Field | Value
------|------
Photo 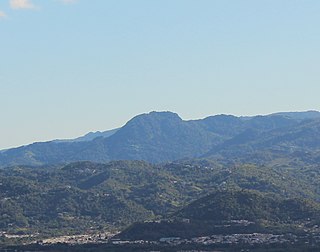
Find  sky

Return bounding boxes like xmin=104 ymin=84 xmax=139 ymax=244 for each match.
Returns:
xmin=1 ymin=0 xmax=320 ymax=149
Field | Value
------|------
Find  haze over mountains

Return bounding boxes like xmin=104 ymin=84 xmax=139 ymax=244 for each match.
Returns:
xmin=1 ymin=110 xmax=320 ymax=167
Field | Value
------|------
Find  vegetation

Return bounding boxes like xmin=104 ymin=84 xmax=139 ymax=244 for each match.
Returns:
xmin=0 ymin=157 xmax=319 ymax=240
xmin=119 ymin=189 xmax=320 ymax=240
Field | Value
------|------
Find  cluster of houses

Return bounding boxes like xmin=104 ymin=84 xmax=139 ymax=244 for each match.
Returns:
xmin=110 ymin=232 xmax=320 ymax=247
xmin=156 ymin=233 xmax=298 ymax=246
xmin=2 ymin=223 xmax=320 ymax=248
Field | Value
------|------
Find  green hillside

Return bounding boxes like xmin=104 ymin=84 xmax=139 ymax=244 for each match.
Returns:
xmin=175 ymin=190 xmax=320 ymax=223
xmin=0 ymin=158 xmax=319 ymax=242
xmin=119 ymin=190 xmax=320 ymax=240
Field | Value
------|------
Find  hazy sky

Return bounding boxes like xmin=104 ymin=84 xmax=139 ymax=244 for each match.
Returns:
xmin=1 ymin=0 xmax=320 ymax=149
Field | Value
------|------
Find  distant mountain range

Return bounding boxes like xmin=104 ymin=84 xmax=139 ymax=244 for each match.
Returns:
xmin=52 ymin=128 xmax=119 ymax=143
xmin=1 ymin=110 xmax=320 ymax=167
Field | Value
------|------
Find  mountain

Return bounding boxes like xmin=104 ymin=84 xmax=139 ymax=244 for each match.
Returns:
xmin=1 ymin=110 xmax=320 ymax=167
xmin=203 ymin=117 xmax=320 ymax=160
xmin=0 ymin=111 xmax=220 ymax=166
xmin=104 ymin=111 xmax=222 ymax=162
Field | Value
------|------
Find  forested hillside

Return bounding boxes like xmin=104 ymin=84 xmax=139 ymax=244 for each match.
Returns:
xmin=1 ymin=158 xmax=320 ymax=239
xmin=119 ymin=189 xmax=320 ymax=240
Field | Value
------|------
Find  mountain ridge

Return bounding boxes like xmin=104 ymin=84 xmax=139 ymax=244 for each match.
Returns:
xmin=1 ymin=110 xmax=320 ymax=167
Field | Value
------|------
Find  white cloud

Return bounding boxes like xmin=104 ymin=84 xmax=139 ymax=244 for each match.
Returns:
xmin=10 ymin=0 xmax=37 ymax=9
xmin=0 ymin=10 xmax=7 ymax=18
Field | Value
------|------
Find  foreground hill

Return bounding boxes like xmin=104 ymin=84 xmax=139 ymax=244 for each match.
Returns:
xmin=0 ymin=158 xmax=319 ymax=239
xmin=118 ymin=190 xmax=320 ymax=240
xmin=175 ymin=190 xmax=320 ymax=223
xmin=1 ymin=111 xmax=320 ymax=166
xmin=0 ymin=160 xmax=179 ymax=235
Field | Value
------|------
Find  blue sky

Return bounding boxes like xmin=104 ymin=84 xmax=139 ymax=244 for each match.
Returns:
xmin=1 ymin=0 xmax=320 ymax=149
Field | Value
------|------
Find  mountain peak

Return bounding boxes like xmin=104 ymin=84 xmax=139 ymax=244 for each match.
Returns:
xmin=122 ymin=111 xmax=182 ymax=128
xmin=136 ymin=111 xmax=182 ymax=120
